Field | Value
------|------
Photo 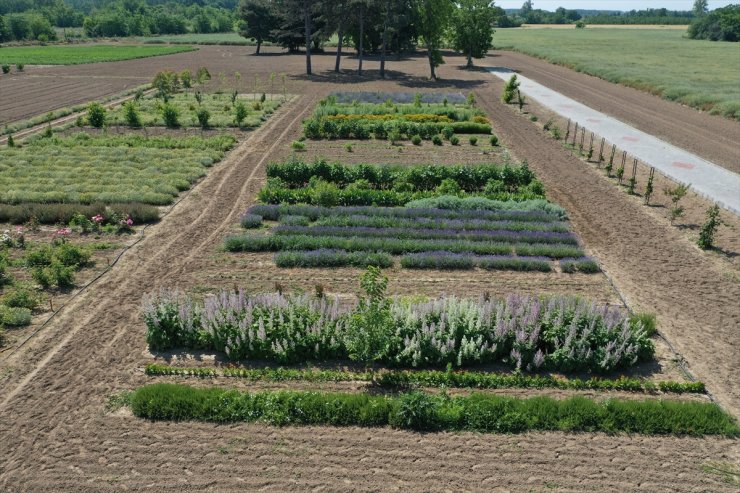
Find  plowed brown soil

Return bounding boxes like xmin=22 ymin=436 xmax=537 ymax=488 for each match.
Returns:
xmin=0 ymin=49 xmax=738 ymax=492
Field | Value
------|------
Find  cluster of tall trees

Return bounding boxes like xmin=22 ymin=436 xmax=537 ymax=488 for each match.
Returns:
xmin=0 ymin=0 xmax=236 ymax=40
xmin=239 ymin=0 xmax=500 ymax=78
xmin=688 ymin=4 xmax=740 ymax=42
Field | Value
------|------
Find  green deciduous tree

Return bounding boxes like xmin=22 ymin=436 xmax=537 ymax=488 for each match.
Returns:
xmin=415 ymin=0 xmax=453 ymax=79
xmin=693 ymin=0 xmax=708 ymax=17
xmin=238 ymin=0 xmax=279 ymax=55
xmin=451 ymin=0 xmax=497 ymax=68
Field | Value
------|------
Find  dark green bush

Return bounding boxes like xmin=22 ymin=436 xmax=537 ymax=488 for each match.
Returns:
xmin=162 ymin=103 xmax=180 ymax=128
xmin=87 ymin=102 xmax=106 ymax=128
xmin=411 ymin=135 xmax=422 ymax=145
xmin=432 ymin=135 xmax=443 ymax=146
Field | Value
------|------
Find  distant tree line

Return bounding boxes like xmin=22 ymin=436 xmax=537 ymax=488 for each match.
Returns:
xmin=238 ymin=0 xmax=500 ymax=78
xmin=0 ymin=0 xmax=237 ymax=41
xmin=582 ymin=9 xmax=694 ymax=25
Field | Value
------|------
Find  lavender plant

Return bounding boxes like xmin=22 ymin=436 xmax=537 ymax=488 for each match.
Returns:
xmin=141 ymin=285 xmax=654 ymax=373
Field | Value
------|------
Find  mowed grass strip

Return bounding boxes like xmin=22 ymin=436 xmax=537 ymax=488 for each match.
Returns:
xmin=130 ymin=384 xmax=739 ymax=436
xmin=494 ymin=28 xmax=740 ymax=119
xmin=0 ymin=134 xmax=233 ymax=205
xmin=0 ymin=45 xmax=196 ymax=65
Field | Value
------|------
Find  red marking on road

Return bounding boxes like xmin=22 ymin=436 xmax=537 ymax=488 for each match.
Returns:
xmin=560 ymin=104 xmax=574 ymax=109
xmin=622 ymin=136 xmax=640 ymax=142
xmin=587 ymin=118 xmax=601 ymax=123
xmin=672 ymin=161 xmax=696 ymax=170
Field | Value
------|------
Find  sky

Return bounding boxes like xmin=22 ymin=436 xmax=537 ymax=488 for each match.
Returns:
xmin=496 ymin=0 xmax=735 ymax=10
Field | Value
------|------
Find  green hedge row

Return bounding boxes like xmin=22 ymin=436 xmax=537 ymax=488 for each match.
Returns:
xmin=303 ymin=118 xmax=491 ymax=140
xmin=131 ymin=384 xmax=738 ymax=436
xmin=266 ymin=160 xmax=539 ymax=192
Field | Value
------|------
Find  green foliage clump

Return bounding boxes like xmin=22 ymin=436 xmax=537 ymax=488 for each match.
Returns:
xmin=697 ymin=204 xmax=723 ymax=250
xmin=123 ymin=101 xmax=141 ymax=128
xmin=411 ymin=135 xmax=422 ymax=145
xmin=161 ymin=103 xmax=180 ymax=128
xmin=0 ymin=305 xmax=32 ymax=327
xmin=432 ymin=135 xmax=443 ymax=146
xmin=87 ymin=102 xmax=106 ymax=128
xmin=195 ymin=108 xmax=210 ymax=129
xmin=502 ymin=75 xmax=520 ymax=104
xmin=688 ymin=5 xmax=740 ymax=42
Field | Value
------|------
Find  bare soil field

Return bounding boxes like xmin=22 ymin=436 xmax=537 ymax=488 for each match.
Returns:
xmin=0 ymin=50 xmax=737 ymax=491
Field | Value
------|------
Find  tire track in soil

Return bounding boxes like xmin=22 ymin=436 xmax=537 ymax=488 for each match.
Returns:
xmin=477 ymin=83 xmax=740 ymax=417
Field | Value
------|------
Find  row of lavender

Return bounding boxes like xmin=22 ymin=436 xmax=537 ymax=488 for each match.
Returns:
xmin=227 ymin=200 xmax=599 ymax=273
xmin=142 ymin=288 xmax=652 ymax=373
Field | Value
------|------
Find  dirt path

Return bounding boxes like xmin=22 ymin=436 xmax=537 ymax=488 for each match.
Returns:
xmin=491 ymin=51 xmax=740 ymax=174
xmin=0 ymin=53 xmax=737 ymax=491
xmin=478 ymin=79 xmax=740 ymax=417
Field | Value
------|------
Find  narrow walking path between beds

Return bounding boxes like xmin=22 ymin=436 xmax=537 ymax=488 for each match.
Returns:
xmin=487 ymin=67 xmax=740 ymax=215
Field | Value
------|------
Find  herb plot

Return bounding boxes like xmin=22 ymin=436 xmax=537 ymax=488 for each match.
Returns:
xmin=303 ymin=92 xmax=492 ymax=140
xmin=105 ymin=92 xmax=283 ymax=128
xmin=225 ymin=161 xmax=595 ymax=272
xmin=0 ymin=133 xmax=235 ymax=206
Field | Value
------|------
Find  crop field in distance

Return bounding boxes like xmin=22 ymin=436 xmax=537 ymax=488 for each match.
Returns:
xmin=0 ymin=45 xmax=196 ymax=65
xmin=493 ymin=28 xmax=740 ymax=118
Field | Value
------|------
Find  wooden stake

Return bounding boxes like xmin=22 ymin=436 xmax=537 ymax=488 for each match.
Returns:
xmin=609 ymin=144 xmax=616 ymax=165
xmin=572 ymin=122 xmax=579 ymax=145
xmin=598 ymin=137 xmax=605 ymax=165
xmin=631 ymin=158 xmax=638 ymax=180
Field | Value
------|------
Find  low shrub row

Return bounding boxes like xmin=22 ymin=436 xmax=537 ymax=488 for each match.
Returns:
xmin=143 ymin=363 xmax=707 ymax=394
xmin=312 ymin=214 xmax=570 ymax=233
xmin=247 ymin=202 xmax=565 ymax=223
xmin=259 ymin=181 xmax=544 ymax=207
xmin=0 ymin=202 xmax=160 ymax=225
xmin=274 ymin=249 xmax=393 ymax=268
xmin=561 ymin=257 xmax=601 ymax=274
xmin=223 ymin=233 xmax=585 ymax=259
xmin=400 ymin=252 xmax=552 ymax=272
xmin=131 ymin=384 xmax=738 ymax=436
xmin=142 ymin=271 xmax=653 ymax=373
xmin=303 ymin=118 xmax=491 ymax=140
xmin=272 ymin=225 xmax=579 ymax=245
xmin=36 ymin=132 xmax=237 ymax=152
xmin=265 ymin=160 xmax=539 ymax=193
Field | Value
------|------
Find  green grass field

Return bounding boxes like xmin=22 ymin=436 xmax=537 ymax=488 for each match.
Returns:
xmin=137 ymin=32 xmax=254 ymax=45
xmin=493 ymin=28 xmax=740 ymax=119
xmin=0 ymin=45 xmax=196 ymax=65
